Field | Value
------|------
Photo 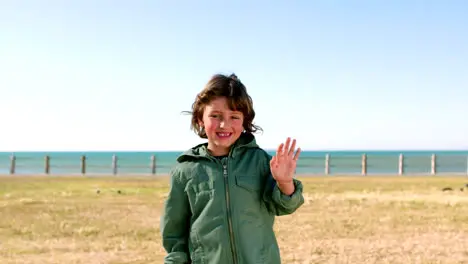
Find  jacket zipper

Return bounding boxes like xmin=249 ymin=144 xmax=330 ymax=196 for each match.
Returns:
xmin=222 ymin=158 xmax=238 ymax=264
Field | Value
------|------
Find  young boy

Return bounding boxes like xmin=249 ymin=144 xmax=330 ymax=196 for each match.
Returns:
xmin=160 ymin=73 xmax=304 ymax=264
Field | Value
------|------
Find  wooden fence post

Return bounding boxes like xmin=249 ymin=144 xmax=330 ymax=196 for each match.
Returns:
xmin=398 ymin=154 xmax=404 ymax=175
xmin=9 ymin=154 xmax=16 ymax=175
xmin=361 ymin=154 xmax=367 ymax=176
xmin=80 ymin=155 xmax=86 ymax=175
xmin=431 ymin=154 xmax=436 ymax=175
xmin=112 ymin=154 xmax=118 ymax=175
xmin=151 ymin=155 xmax=156 ymax=175
xmin=324 ymin=154 xmax=330 ymax=175
xmin=45 ymin=155 xmax=50 ymax=174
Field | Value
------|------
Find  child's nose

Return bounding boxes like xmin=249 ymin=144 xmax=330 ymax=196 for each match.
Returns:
xmin=220 ymin=119 xmax=230 ymax=128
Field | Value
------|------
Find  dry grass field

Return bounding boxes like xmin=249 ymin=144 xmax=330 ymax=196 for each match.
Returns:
xmin=1 ymin=175 xmax=468 ymax=264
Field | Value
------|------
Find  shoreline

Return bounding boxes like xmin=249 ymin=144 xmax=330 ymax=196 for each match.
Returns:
xmin=0 ymin=173 xmax=467 ymax=178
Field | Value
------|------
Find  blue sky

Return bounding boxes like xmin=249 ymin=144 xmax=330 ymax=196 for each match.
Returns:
xmin=1 ymin=1 xmax=467 ymax=151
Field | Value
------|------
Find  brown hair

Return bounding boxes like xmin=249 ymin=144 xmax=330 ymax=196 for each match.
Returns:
xmin=184 ymin=73 xmax=262 ymax=138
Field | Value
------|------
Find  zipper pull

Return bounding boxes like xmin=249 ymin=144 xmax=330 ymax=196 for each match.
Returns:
xmin=222 ymin=158 xmax=228 ymax=177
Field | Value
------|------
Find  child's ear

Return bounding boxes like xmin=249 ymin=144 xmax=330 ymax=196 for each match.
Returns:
xmin=198 ymin=120 xmax=204 ymax=128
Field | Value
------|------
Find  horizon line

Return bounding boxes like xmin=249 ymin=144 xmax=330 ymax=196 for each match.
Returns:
xmin=1 ymin=149 xmax=468 ymax=153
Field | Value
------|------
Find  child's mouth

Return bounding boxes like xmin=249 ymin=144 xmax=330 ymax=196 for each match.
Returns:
xmin=216 ymin=132 xmax=232 ymax=139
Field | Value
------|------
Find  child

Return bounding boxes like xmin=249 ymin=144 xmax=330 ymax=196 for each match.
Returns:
xmin=160 ymin=73 xmax=305 ymax=264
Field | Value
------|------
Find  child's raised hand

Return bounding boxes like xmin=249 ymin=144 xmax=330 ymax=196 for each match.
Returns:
xmin=270 ymin=137 xmax=301 ymax=186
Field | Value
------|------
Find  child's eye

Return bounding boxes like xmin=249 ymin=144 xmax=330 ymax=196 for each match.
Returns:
xmin=209 ymin=115 xmax=219 ymax=118
xmin=232 ymin=116 xmax=240 ymax=119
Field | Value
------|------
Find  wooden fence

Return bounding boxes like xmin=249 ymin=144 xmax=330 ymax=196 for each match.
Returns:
xmin=5 ymin=154 xmax=157 ymax=175
xmin=317 ymin=153 xmax=465 ymax=175
xmin=2 ymin=153 xmax=468 ymax=176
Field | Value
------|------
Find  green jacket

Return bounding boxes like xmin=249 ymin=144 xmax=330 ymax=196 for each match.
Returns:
xmin=160 ymin=133 xmax=304 ymax=264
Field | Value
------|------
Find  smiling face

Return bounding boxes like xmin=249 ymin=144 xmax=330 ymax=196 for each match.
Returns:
xmin=188 ymin=74 xmax=262 ymax=153
xmin=199 ymin=96 xmax=244 ymax=156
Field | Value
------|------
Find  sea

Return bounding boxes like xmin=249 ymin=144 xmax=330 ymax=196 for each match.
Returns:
xmin=1 ymin=150 xmax=467 ymax=176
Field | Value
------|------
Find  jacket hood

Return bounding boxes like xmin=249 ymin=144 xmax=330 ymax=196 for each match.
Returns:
xmin=177 ymin=132 xmax=259 ymax=163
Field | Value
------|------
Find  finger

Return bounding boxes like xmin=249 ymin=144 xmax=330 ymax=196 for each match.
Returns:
xmin=276 ymin=143 xmax=284 ymax=156
xmin=283 ymin=137 xmax=291 ymax=156
xmin=288 ymin=139 xmax=296 ymax=157
xmin=293 ymin=147 xmax=301 ymax=161
xmin=270 ymin=155 xmax=276 ymax=166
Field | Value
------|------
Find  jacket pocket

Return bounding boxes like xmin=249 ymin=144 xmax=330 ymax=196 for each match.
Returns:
xmin=186 ymin=178 xmax=215 ymax=214
xmin=193 ymin=180 xmax=214 ymax=197
xmin=235 ymin=175 xmax=262 ymax=192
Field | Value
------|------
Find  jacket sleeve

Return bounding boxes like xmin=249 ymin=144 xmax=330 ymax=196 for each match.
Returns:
xmin=160 ymin=167 xmax=191 ymax=264
xmin=262 ymin=154 xmax=305 ymax=216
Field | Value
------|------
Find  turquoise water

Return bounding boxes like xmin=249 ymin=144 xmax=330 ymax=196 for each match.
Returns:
xmin=0 ymin=150 xmax=467 ymax=175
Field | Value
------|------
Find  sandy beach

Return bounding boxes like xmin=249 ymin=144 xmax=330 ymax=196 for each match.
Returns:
xmin=1 ymin=175 xmax=468 ymax=264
